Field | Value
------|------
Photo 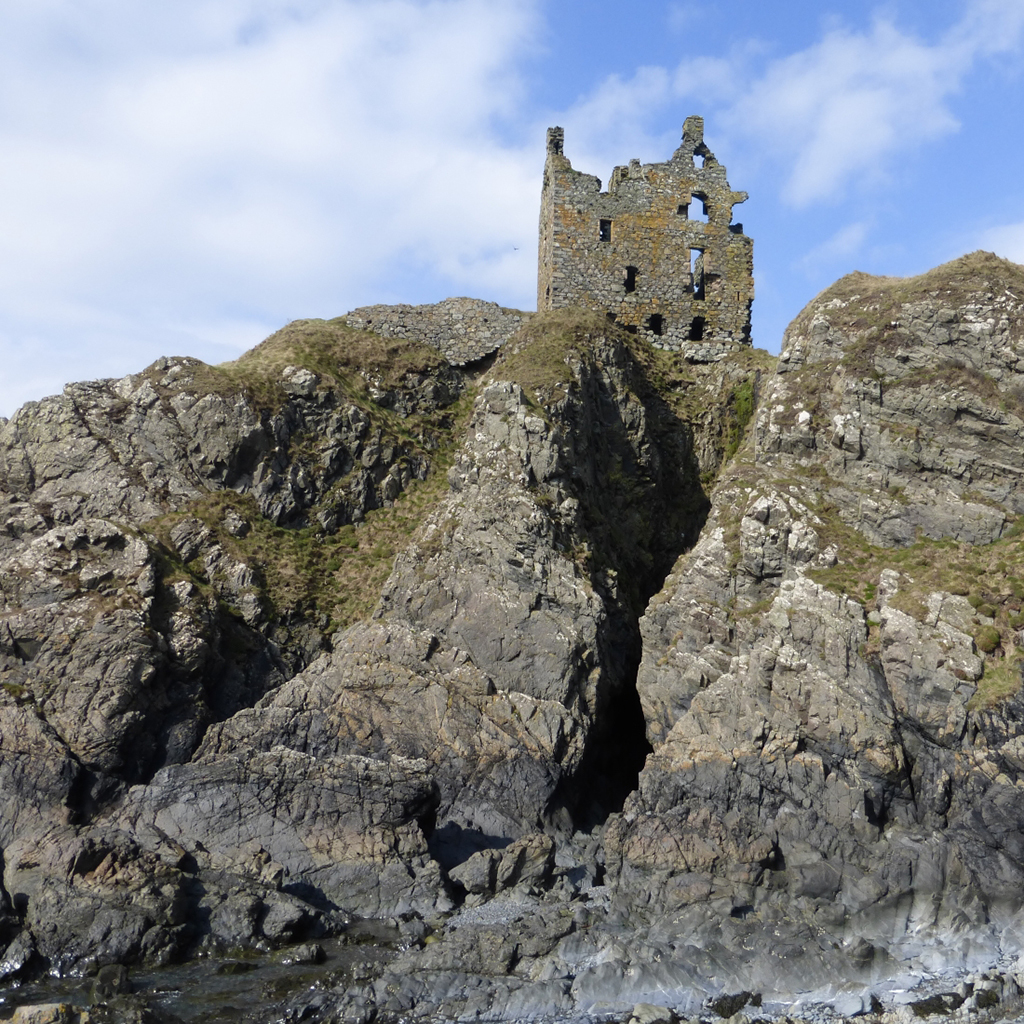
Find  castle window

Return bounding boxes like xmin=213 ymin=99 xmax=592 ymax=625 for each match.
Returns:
xmin=645 ymin=314 xmax=664 ymax=336
xmin=689 ymin=194 xmax=708 ymax=222
xmin=624 ymin=266 xmax=638 ymax=293
xmin=599 ymin=219 xmax=612 ymax=242
xmin=677 ymin=204 xmax=688 ymax=216
xmin=688 ymin=316 xmax=706 ymax=341
xmin=690 ymin=248 xmax=705 ymax=300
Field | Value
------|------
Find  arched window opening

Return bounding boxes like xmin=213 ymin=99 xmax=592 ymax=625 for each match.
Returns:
xmin=624 ymin=266 xmax=638 ymax=293
xmin=645 ymin=314 xmax=664 ymax=337
xmin=688 ymin=316 xmax=706 ymax=341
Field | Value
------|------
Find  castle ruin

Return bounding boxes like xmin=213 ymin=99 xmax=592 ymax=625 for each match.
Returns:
xmin=538 ymin=116 xmax=753 ymax=359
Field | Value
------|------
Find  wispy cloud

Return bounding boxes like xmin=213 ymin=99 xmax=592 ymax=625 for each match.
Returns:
xmin=727 ymin=18 xmax=962 ymax=205
xmin=979 ymin=222 xmax=1024 ymax=264
xmin=0 ymin=0 xmax=542 ymax=414
xmin=798 ymin=221 xmax=872 ymax=271
xmin=554 ymin=0 xmax=1024 ymax=209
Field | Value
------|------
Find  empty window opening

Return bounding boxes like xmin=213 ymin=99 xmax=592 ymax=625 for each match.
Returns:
xmin=694 ymin=151 xmax=706 ymax=168
xmin=729 ymin=222 xmax=743 ymax=235
xmin=677 ymin=203 xmax=688 ymax=217
xmin=689 ymin=194 xmax=708 ymax=222
xmin=646 ymin=314 xmax=664 ymax=336
xmin=599 ymin=219 xmax=612 ymax=242
xmin=624 ymin=266 xmax=638 ymax=293
xmin=688 ymin=316 xmax=706 ymax=341
xmin=545 ymin=286 xmax=551 ymax=300
xmin=606 ymin=312 xmax=618 ymax=323
xmin=690 ymin=248 xmax=705 ymax=300
xmin=624 ymin=324 xmax=637 ymax=335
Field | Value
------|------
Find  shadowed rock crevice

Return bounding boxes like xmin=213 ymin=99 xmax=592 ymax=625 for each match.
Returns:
xmin=547 ymin=646 xmax=653 ymax=830
xmin=378 ymin=311 xmax=724 ymax=839
xmin=0 ymin=302 xmax=772 ymax=997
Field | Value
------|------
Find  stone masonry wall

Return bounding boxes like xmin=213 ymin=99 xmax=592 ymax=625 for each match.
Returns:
xmin=345 ymin=297 xmax=532 ymax=367
xmin=538 ymin=116 xmax=753 ymax=360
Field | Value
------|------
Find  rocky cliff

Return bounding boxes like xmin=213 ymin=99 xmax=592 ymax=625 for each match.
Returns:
xmin=4 ymin=255 xmax=1024 ymax=1024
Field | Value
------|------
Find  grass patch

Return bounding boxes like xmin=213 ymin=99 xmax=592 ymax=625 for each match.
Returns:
xmin=144 ymin=383 xmax=475 ymax=635
xmin=780 ymin=251 xmax=1024 ymax=380
xmin=970 ymin=653 xmax=1024 ymax=710
xmin=723 ymin=376 xmax=757 ymax=461
xmin=804 ymin=508 xmax=1024 ymax=707
xmin=141 ymin=318 xmax=451 ymax=421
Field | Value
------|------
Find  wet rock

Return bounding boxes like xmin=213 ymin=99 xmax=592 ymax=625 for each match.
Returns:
xmin=91 ymin=963 xmax=131 ymax=999
xmin=276 ymin=942 xmax=325 ymax=966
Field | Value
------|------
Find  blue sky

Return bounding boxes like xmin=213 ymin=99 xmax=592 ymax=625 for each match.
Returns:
xmin=2 ymin=0 xmax=1023 ymax=417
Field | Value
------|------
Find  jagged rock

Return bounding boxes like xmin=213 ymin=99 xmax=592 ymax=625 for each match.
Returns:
xmin=618 ymin=253 xmax=1024 ymax=1004
xmin=6 ymin=260 xmax=1024 ymax=1023
xmin=450 ymin=833 xmax=555 ymax=896
xmin=114 ymin=746 xmax=449 ymax=919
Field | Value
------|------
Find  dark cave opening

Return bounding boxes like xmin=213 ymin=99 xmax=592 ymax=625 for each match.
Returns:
xmin=554 ymin=651 xmax=654 ymax=831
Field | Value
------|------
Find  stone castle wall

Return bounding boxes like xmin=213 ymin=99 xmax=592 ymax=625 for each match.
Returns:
xmin=344 ymin=297 xmax=532 ymax=367
xmin=538 ymin=116 xmax=753 ymax=359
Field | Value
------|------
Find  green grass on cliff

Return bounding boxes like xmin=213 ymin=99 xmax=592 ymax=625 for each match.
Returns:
xmin=147 ymin=407 xmax=469 ymax=634
xmin=486 ymin=309 xmax=772 ymax=617
xmin=143 ymin=309 xmax=771 ymax=640
xmin=784 ymin=251 xmax=1024 ymax=386
xmin=142 ymin=318 xmax=450 ymax=422
xmin=494 ymin=307 xmax=772 ymax=463
xmin=135 ymin=317 xmax=480 ymax=634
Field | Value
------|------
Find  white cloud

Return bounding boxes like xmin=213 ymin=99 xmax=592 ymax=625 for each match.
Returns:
xmin=551 ymin=1 xmax=1024 ymax=210
xmin=798 ymin=221 xmax=871 ymax=271
xmin=0 ymin=0 xmax=543 ymax=415
xmin=727 ymin=19 xmax=964 ymax=206
xmin=979 ymin=222 xmax=1024 ymax=265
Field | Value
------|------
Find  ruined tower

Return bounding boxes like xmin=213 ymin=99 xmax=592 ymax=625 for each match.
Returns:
xmin=538 ymin=116 xmax=753 ymax=358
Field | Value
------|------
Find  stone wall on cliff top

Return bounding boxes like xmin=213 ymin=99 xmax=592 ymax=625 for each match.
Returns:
xmin=344 ymin=297 xmax=532 ymax=367
xmin=538 ymin=115 xmax=753 ymax=359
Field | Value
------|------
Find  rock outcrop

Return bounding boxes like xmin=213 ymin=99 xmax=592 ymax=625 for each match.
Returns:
xmin=5 ymin=256 xmax=1024 ymax=1024
xmin=0 ymin=306 xmax=760 ymax=994
xmin=611 ymin=252 xmax=1024 ymax=1005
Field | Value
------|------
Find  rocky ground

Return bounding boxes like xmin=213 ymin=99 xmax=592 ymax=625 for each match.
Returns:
xmin=4 ymin=255 xmax=1024 ymax=1023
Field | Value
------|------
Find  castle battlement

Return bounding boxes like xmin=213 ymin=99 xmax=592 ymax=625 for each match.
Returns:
xmin=537 ymin=116 xmax=753 ymax=360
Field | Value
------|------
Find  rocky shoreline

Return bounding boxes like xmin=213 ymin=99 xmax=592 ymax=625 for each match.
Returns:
xmin=4 ymin=254 xmax=1024 ymax=1023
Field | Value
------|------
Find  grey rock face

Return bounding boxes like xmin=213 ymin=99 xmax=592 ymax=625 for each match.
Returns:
xmin=618 ymin=253 xmax=1024 ymax=1003
xmin=8 ymin=258 xmax=1024 ymax=1024
xmin=113 ymin=747 xmax=448 ymax=919
xmin=0 ymin=322 xmax=470 ymax=973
